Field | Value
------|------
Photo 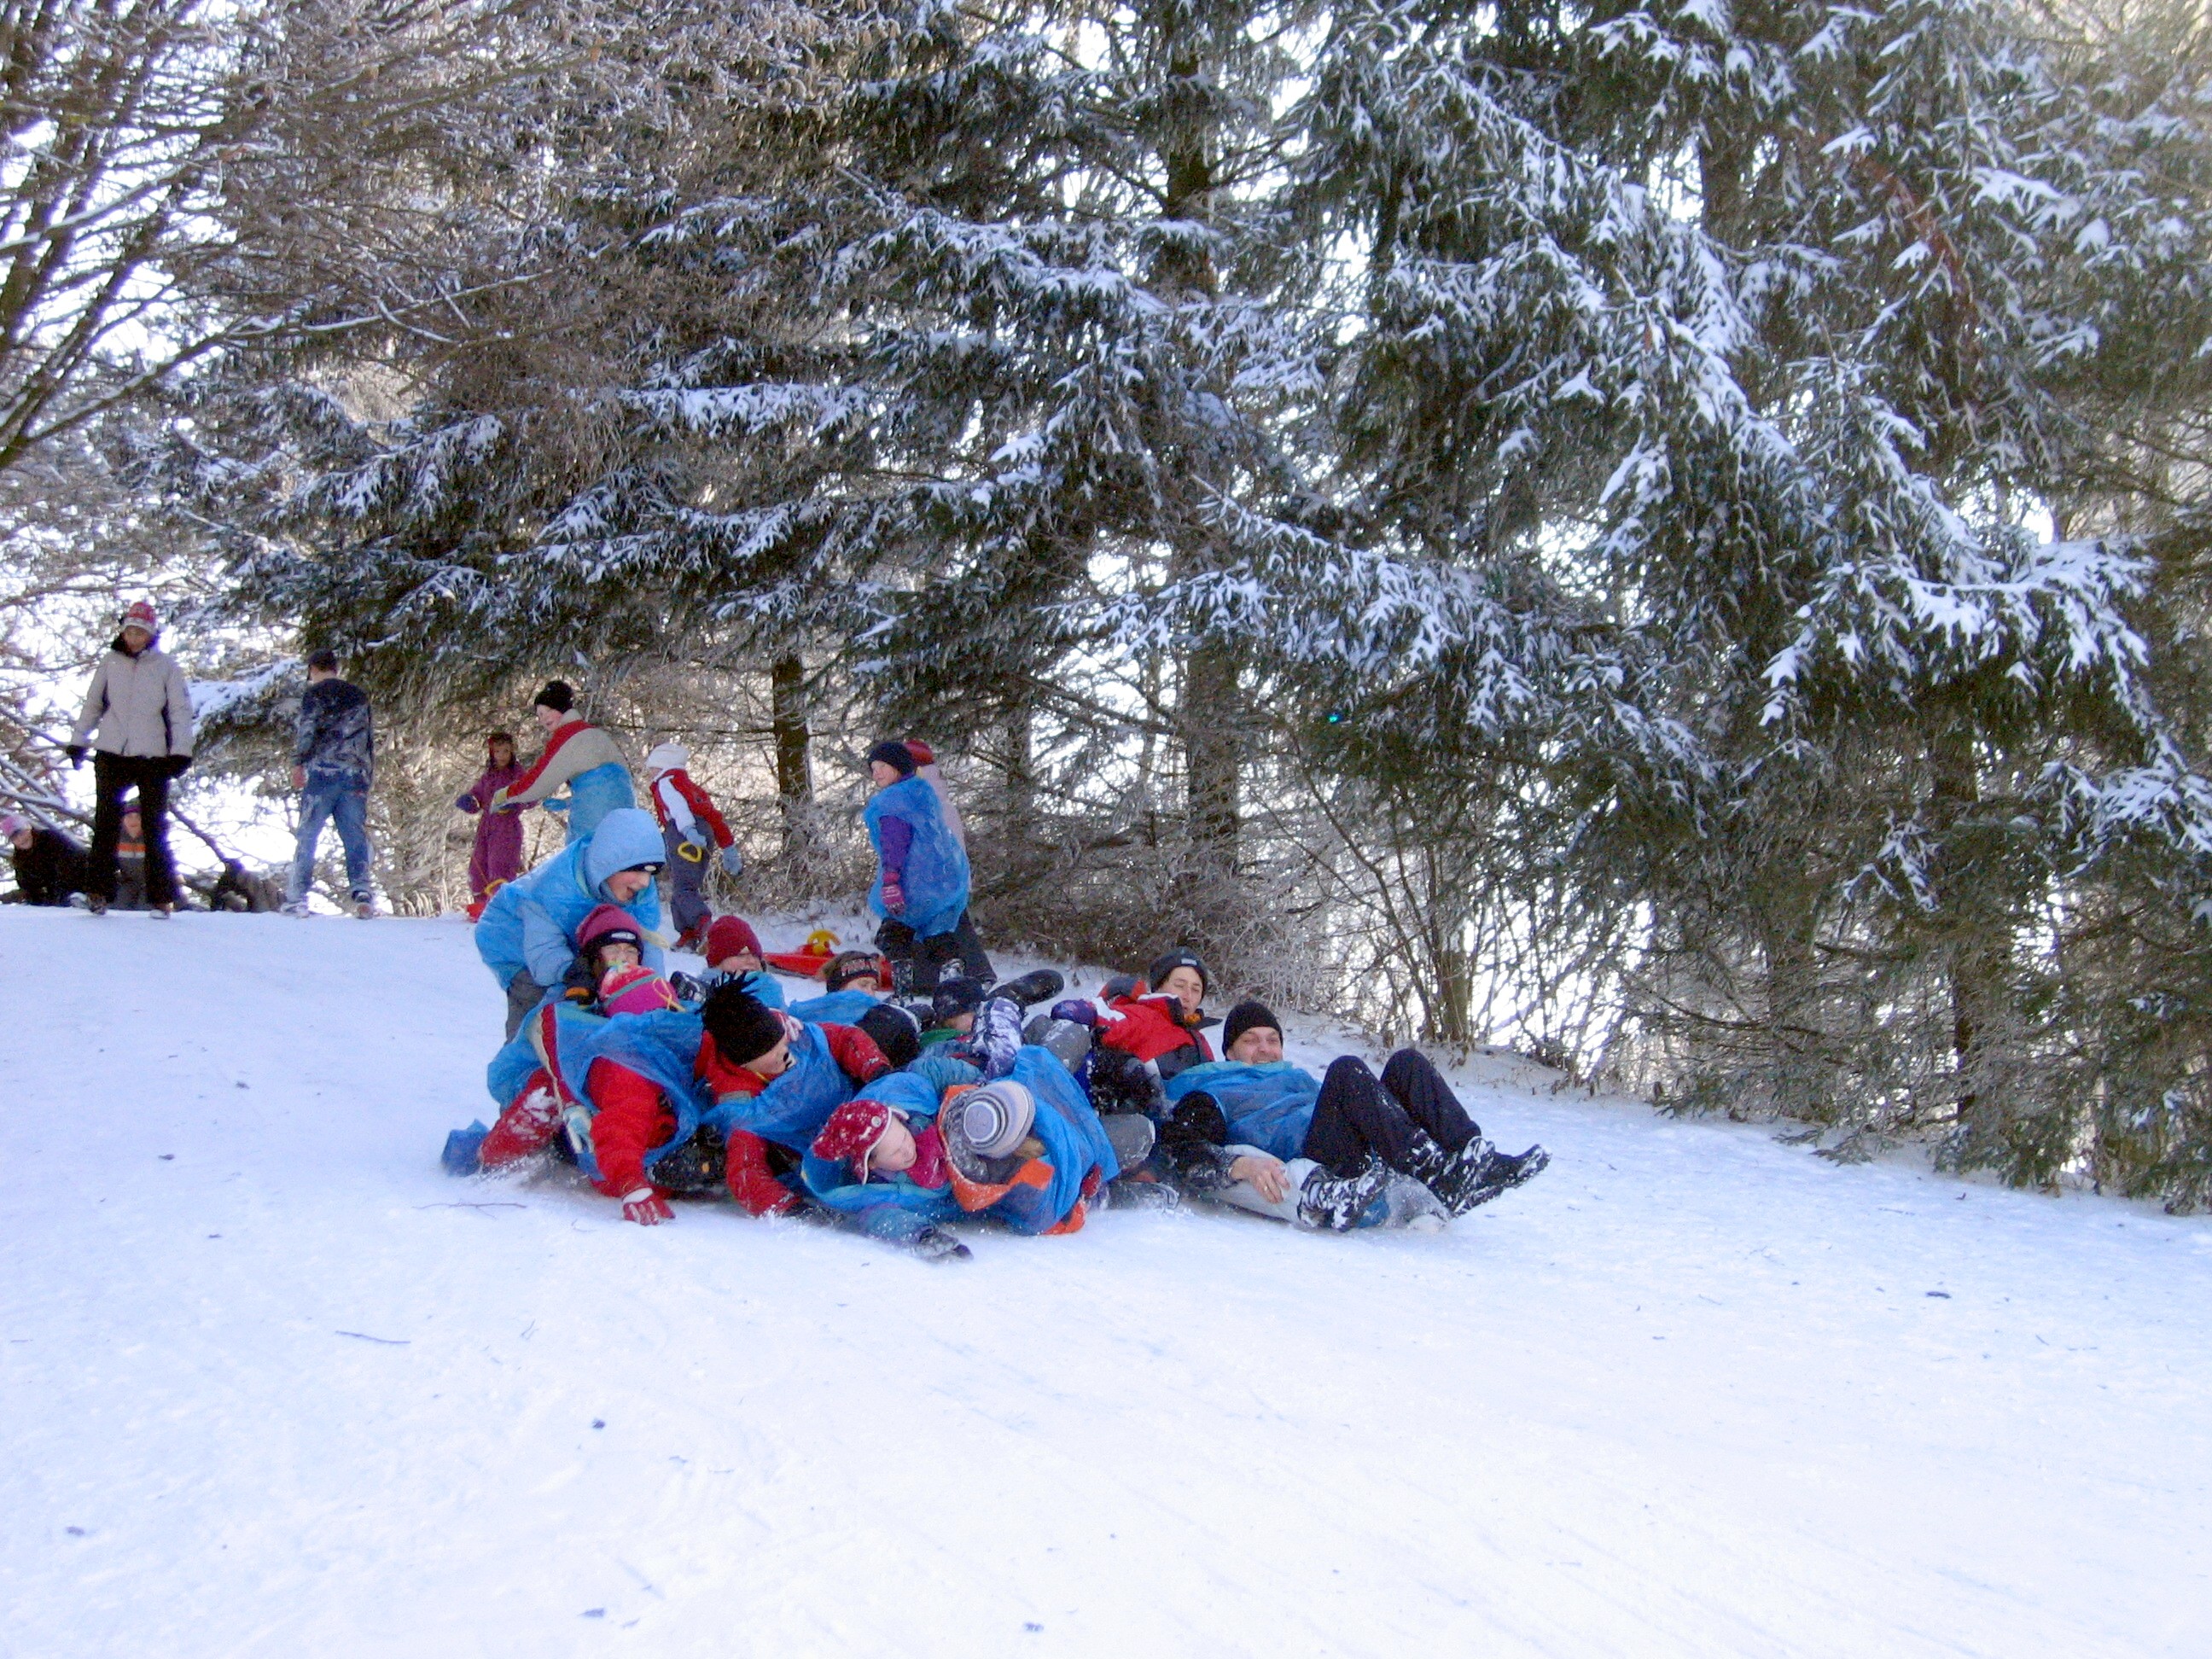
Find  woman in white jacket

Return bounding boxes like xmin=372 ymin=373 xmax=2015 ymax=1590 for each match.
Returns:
xmin=67 ymin=600 xmax=194 ymax=915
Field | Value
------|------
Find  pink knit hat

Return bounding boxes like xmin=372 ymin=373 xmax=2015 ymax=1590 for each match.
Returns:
xmin=598 ymin=963 xmax=681 ymax=1016
xmin=120 ymin=599 xmax=158 ymax=632
xmin=0 ymin=813 xmax=29 ymax=840
xmin=812 ymin=1098 xmax=893 ymax=1184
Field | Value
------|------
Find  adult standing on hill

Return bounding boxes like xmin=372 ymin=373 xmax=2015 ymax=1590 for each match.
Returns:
xmin=863 ymin=739 xmax=979 ymax=996
xmin=66 ymin=599 xmax=192 ymax=917
xmin=284 ymin=649 xmax=376 ymax=918
xmin=492 ymin=681 xmax=636 ymax=845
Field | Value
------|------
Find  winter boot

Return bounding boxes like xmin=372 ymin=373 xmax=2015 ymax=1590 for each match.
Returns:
xmin=1104 ymin=1175 xmax=1181 ymax=1213
xmin=1101 ymin=1112 xmax=1156 ymax=1169
xmin=993 ymin=969 xmax=1066 ymax=1009
xmin=973 ymin=996 xmax=1025 ymax=1079
xmin=1467 ymin=1143 xmax=1551 ymax=1207
xmin=84 ymin=894 xmax=108 ymax=915
xmin=1295 ymin=1158 xmax=1393 ymax=1231
xmin=1396 ymin=1128 xmax=1499 ymax=1217
xmin=479 ymin=1087 xmax=563 ymax=1170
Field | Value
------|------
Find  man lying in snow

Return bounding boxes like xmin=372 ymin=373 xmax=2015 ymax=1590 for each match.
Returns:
xmin=1155 ymin=1000 xmax=1550 ymax=1229
xmin=801 ymin=1045 xmax=1126 ymax=1258
xmin=474 ymin=806 xmax=667 ymax=1039
xmin=459 ymin=981 xmax=893 ymax=1225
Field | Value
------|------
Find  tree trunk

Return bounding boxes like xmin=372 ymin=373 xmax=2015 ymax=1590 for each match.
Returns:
xmin=770 ymin=653 xmax=810 ymax=856
xmin=1181 ymin=639 xmax=1242 ymax=863
xmin=1932 ymin=722 xmax=2002 ymax=1121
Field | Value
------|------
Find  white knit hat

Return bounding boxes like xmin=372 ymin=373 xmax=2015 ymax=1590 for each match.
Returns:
xmin=954 ymin=1080 xmax=1036 ymax=1160
xmin=644 ymin=742 xmax=690 ymax=775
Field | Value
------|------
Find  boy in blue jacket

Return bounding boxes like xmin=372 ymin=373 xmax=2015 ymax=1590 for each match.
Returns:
xmin=475 ymin=806 xmax=667 ymax=1038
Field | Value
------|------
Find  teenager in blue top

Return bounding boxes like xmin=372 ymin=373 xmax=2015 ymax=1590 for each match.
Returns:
xmin=863 ymin=740 xmax=982 ymax=996
xmin=1157 ymin=1000 xmax=1551 ymax=1225
xmin=475 ymin=806 xmax=667 ymax=1039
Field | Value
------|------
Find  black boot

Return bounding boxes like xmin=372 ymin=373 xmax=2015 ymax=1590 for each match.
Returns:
xmin=1295 ymin=1158 xmax=1391 ymax=1231
xmin=993 ymin=969 xmax=1065 ymax=1008
xmin=1396 ymin=1128 xmax=1499 ymax=1217
xmin=1467 ymin=1144 xmax=1551 ymax=1207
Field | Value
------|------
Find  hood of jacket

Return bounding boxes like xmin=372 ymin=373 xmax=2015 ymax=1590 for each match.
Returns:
xmin=580 ymin=807 xmax=666 ymax=896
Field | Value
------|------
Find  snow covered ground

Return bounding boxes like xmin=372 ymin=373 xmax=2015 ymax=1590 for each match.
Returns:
xmin=3 ymin=907 xmax=2208 ymax=1657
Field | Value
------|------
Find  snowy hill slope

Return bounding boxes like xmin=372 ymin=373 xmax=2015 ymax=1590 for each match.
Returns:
xmin=2 ymin=908 xmax=2208 ymax=1657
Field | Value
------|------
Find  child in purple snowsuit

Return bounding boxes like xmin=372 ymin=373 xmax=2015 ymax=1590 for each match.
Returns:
xmin=457 ymin=731 xmax=530 ymax=909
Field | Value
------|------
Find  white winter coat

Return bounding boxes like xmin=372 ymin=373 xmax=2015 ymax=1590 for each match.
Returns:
xmin=70 ymin=641 xmax=195 ymax=759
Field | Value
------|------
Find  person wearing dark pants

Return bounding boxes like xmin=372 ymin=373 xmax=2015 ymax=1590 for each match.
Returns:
xmin=67 ymin=599 xmax=193 ymax=916
xmin=1158 ymin=1001 xmax=1548 ymax=1220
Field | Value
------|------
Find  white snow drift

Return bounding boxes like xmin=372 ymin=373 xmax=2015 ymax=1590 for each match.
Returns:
xmin=2 ymin=907 xmax=2207 ymax=1656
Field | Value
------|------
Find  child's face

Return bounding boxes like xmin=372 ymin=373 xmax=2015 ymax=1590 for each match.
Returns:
xmin=715 ymin=950 xmax=764 ymax=976
xmin=744 ymin=1033 xmax=791 ymax=1079
xmin=1158 ymin=966 xmax=1206 ymax=1012
xmin=121 ymin=812 xmax=140 ymax=837
xmin=597 ymin=940 xmax=642 ymax=974
xmin=946 ymin=1010 xmax=975 ymax=1033
xmin=871 ymin=1114 xmax=918 ymax=1175
xmin=870 ymin=760 xmax=901 ymax=787
xmin=492 ymin=740 xmax=514 ymax=766
xmin=8 ymin=828 xmax=30 ymax=851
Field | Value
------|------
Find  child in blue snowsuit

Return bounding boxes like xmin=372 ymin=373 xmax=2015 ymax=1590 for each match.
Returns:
xmin=863 ymin=740 xmax=980 ymax=997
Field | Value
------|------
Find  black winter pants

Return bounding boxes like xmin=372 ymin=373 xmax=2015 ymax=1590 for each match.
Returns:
xmin=88 ymin=754 xmax=178 ymax=906
xmin=876 ymin=908 xmax=995 ymax=995
xmin=1302 ymin=1050 xmax=1481 ymax=1177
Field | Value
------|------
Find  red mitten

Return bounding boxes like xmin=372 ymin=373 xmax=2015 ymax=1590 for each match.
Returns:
xmin=620 ymin=1188 xmax=672 ymax=1225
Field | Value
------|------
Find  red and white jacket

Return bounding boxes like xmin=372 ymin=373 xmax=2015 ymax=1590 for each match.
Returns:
xmin=646 ymin=767 xmax=735 ymax=850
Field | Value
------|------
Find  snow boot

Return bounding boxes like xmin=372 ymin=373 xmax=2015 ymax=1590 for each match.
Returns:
xmin=1396 ymin=1128 xmax=1500 ymax=1217
xmin=479 ymin=1087 xmax=563 ymax=1170
xmin=1467 ymin=1143 xmax=1551 ymax=1207
xmin=974 ymin=996 xmax=1025 ymax=1079
xmin=1103 ymin=1175 xmax=1180 ymax=1213
xmin=1295 ymin=1158 xmax=1393 ymax=1231
xmin=148 ymin=902 xmax=173 ymax=919
xmin=911 ymin=1225 xmax=972 ymax=1263
xmin=993 ymin=969 xmax=1066 ymax=1009
xmin=1101 ymin=1112 xmax=1156 ymax=1169
xmin=352 ymin=894 xmax=375 ymax=919
xmin=84 ymin=894 xmax=108 ymax=916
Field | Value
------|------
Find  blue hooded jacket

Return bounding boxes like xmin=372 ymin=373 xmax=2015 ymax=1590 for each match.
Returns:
xmin=863 ymin=775 xmax=970 ymax=938
xmin=474 ymin=806 xmax=666 ymax=988
xmin=1163 ymin=1060 xmax=1322 ymax=1162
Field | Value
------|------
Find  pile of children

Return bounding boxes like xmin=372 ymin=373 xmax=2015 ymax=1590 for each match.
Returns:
xmin=448 ymin=917 xmax=1550 ymax=1259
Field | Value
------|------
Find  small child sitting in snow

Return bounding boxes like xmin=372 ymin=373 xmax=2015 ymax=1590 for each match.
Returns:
xmin=691 ymin=913 xmax=785 ymax=1008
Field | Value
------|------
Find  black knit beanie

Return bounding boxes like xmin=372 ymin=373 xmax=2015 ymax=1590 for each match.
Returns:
xmin=866 ymin=739 xmax=917 ymax=777
xmin=534 ymin=679 xmax=575 ymax=713
xmin=931 ymin=975 xmax=989 ymax=1027
xmin=857 ymin=1002 xmax=922 ymax=1069
xmin=1146 ymin=948 xmax=1210 ymax=999
xmin=1221 ymin=1000 xmax=1281 ymax=1053
xmin=824 ymin=950 xmax=884 ymax=993
xmin=701 ymin=984 xmax=786 ymax=1067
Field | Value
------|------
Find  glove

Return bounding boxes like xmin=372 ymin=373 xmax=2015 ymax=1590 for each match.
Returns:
xmin=620 ymin=1188 xmax=672 ymax=1225
xmin=667 ymin=971 xmax=707 ymax=1003
xmin=881 ymin=875 xmax=905 ymax=914
xmin=66 ymin=744 xmax=85 ymax=767
xmin=456 ymin=792 xmax=479 ymax=812
xmin=677 ymin=839 xmax=706 ymax=864
xmin=165 ymin=754 xmax=191 ymax=777
xmin=911 ymin=1225 xmax=971 ymax=1262
xmin=719 ymin=844 xmax=743 ymax=876
xmin=544 ymin=796 xmax=568 ymax=815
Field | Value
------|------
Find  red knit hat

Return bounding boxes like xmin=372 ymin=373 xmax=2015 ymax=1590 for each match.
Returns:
xmin=120 ymin=599 xmax=158 ymax=632
xmin=812 ymin=1098 xmax=891 ymax=1182
xmin=704 ymin=914 xmax=762 ymax=964
xmin=575 ymin=903 xmax=643 ymax=958
xmin=903 ymin=737 xmax=935 ymax=765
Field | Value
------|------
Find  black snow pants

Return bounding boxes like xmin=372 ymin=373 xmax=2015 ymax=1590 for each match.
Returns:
xmin=1301 ymin=1050 xmax=1482 ymax=1177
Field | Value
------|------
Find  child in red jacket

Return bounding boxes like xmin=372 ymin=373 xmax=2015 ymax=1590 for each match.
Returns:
xmin=643 ymin=742 xmax=741 ymax=951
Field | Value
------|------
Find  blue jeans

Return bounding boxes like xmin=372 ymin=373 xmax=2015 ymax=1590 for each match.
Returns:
xmin=290 ymin=775 xmax=373 ymax=903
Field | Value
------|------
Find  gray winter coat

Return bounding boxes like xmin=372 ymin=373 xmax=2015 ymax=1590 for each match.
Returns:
xmin=70 ymin=639 xmax=195 ymax=759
